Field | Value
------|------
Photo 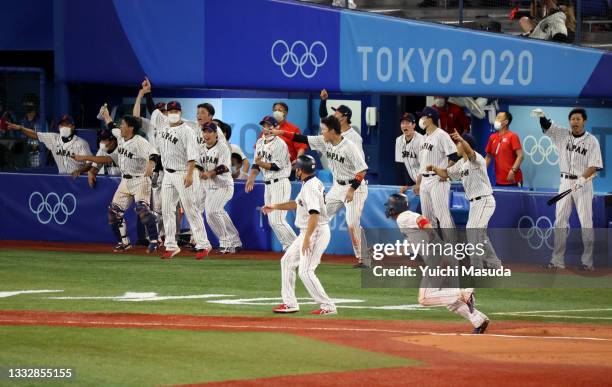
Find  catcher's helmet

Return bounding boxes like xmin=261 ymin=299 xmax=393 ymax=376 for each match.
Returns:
xmin=384 ymin=193 xmax=408 ymax=218
xmin=295 ymin=155 xmax=316 ymax=173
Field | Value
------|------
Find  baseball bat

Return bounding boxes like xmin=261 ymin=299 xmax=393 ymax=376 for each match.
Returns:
xmin=546 ymin=174 xmax=596 ymax=206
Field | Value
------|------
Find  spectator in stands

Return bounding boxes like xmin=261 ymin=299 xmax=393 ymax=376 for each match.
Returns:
xmin=332 ymin=0 xmax=356 ymax=9
xmin=485 ymin=111 xmax=524 ymax=187
xmin=231 ymin=153 xmax=249 ymax=180
xmin=520 ymin=0 xmax=569 ymax=42
xmin=431 ymin=96 xmax=471 ymax=136
xmin=214 ymin=118 xmax=250 ymax=175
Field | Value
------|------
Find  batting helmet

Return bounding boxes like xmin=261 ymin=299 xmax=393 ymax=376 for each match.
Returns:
xmin=295 ymin=155 xmax=316 ymax=173
xmin=384 ymin=193 xmax=408 ymax=218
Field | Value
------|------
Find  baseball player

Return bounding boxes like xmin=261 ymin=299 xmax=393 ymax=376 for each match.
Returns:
xmin=427 ymin=132 xmax=502 ymax=269
xmin=535 ymin=108 xmax=603 ymax=270
xmin=319 ymin=90 xmax=365 ymax=159
xmin=148 ymin=95 xmax=212 ymax=259
xmin=384 ymin=193 xmax=489 ymax=333
xmin=214 ymin=118 xmax=250 ymax=175
xmin=246 ymin=116 xmax=297 ymax=251
xmin=200 ymin=122 xmax=242 ymax=253
xmin=231 ymin=153 xmax=249 ymax=180
xmin=395 ymin=112 xmax=423 ymax=193
xmin=264 ymin=155 xmax=337 ymax=315
xmin=75 ymin=114 xmax=160 ymax=253
xmin=7 ymin=114 xmax=92 ymax=174
xmin=269 ymin=115 xmax=369 ymax=268
xmin=413 ymin=106 xmax=459 ymax=231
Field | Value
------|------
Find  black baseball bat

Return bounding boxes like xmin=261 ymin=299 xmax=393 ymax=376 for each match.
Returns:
xmin=546 ymin=174 xmax=596 ymax=206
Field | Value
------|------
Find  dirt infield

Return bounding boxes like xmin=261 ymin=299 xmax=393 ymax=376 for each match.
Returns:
xmin=1 ymin=310 xmax=611 ymax=386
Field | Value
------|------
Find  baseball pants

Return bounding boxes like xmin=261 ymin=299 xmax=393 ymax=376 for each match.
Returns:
xmin=204 ymin=183 xmax=241 ymax=249
xmin=419 ymin=287 xmax=487 ymax=328
xmin=111 ymin=176 xmax=156 ymax=244
xmin=151 ymin=170 xmax=164 ymax=239
xmin=466 ymin=195 xmax=501 ymax=269
xmin=280 ymin=225 xmax=335 ymax=311
xmin=419 ymin=176 xmax=455 ymax=229
xmin=265 ymin=178 xmax=297 ymax=251
xmin=326 ymin=183 xmax=369 ymax=261
xmin=552 ymin=179 xmax=594 ymax=268
xmin=161 ymin=170 xmax=211 ymax=251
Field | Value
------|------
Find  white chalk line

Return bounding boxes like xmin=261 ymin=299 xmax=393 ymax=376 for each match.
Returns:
xmin=493 ymin=308 xmax=612 ymax=315
xmin=494 ymin=313 xmax=612 ymax=320
xmin=0 ymin=317 xmax=610 ymax=342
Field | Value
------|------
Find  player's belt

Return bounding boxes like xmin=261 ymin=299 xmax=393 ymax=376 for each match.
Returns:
xmin=123 ymin=174 xmax=134 ymax=179
xmin=165 ymin=168 xmax=176 ymax=173
xmin=421 ymin=173 xmax=436 ymax=177
xmin=561 ymin=173 xmax=578 ymax=180
xmin=336 ymin=179 xmax=368 ymax=186
xmin=469 ymin=195 xmax=491 ymax=202
xmin=264 ymin=178 xmax=285 ymax=185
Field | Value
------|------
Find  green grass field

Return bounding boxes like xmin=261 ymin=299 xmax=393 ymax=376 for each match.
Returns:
xmin=1 ymin=249 xmax=612 ymax=323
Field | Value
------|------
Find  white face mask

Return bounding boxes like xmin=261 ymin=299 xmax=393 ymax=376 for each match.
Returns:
xmin=168 ymin=113 xmax=181 ymax=124
xmin=434 ymin=98 xmax=445 ymax=108
xmin=272 ymin=110 xmax=285 ymax=122
xmin=418 ymin=117 xmax=427 ymax=129
xmin=231 ymin=165 xmax=238 ymax=174
xmin=99 ymin=142 xmax=108 ymax=152
xmin=493 ymin=121 xmax=503 ymax=130
xmin=59 ymin=126 xmax=72 ymax=138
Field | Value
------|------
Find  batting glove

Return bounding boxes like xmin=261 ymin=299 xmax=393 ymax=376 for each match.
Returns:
xmin=575 ymin=176 xmax=586 ymax=189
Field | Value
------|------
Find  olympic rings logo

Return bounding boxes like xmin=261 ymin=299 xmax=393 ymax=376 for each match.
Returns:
xmin=517 ymin=215 xmax=554 ymax=250
xmin=28 ymin=192 xmax=77 ymax=225
xmin=522 ymin=135 xmax=559 ymax=165
xmin=271 ymin=40 xmax=327 ymax=79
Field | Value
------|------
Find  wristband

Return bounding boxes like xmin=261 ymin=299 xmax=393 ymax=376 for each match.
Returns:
xmin=417 ymin=217 xmax=431 ymax=229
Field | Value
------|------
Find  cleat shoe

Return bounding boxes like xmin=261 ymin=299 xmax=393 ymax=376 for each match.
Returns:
xmin=146 ymin=242 xmax=159 ymax=254
xmin=310 ymin=308 xmax=338 ymax=316
xmin=466 ymin=292 xmax=475 ymax=314
xmin=543 ymin=263 xmax=563 ymax=270
xmin=578 ymin=264 xmax=595 ymax=271
xmin=272 ymin=304 xmax=300 ymax=313
xmin=233 ymin=246 xmax=244 ymax=253
xmin=162 ymin=248 xmax=180 ymax=259
xmin=353 ymin=262 xmax=368 ymax=269
xmin=195 ymin=249 xmax=209 ymax=260
xmin=472 ymin=319 xmax=489 ymax=334
xmin=224 ymin=247 xmax=237 ymax=254
xmin=113 ymin=243 xmax=132 ymax=253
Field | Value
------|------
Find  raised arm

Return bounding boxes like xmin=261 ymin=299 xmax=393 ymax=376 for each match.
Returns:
xmin=7 ymin=122 xmax=39 ymax=140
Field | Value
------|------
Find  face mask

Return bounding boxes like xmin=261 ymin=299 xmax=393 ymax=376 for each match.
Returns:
xmin=99 ymin=142 xmax=108 ymax=152
xmin=168 ymin=113 xmax=181 ymax=124
xmin=231 ymin=165 xmax=238 ymax=174
xmin=493 ymin=121 xmax=503 ymax=130
xmin=434 ymin=98 xmax=445 ymax=108
xmin=59 ymin=126 xmax=72 ymax=138
xmin=418 ymin=117 xmax=427 ymax=129
xmin=272 ymin=110 xmax=285 ymax=122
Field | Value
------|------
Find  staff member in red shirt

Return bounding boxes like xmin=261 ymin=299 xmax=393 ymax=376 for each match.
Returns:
xmin=432 ymin=96 xmax=471 ymax=136
xmin=259 ymin=102 xmax=307 ymax=163
xmin=485 ymin=111 xmax=524 ymax=186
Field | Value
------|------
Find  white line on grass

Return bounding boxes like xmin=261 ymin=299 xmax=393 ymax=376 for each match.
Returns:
xmin=494 ymin=313 xmax=612 ymax=320
xmin=0 ymin=318 xmax=610 ymax=342
xmin=493 ymin=308 xmax=612 ymax=315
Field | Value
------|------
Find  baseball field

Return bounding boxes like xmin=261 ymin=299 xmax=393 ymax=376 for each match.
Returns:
xmin=1 ymin=241 xmax=612 ymax=386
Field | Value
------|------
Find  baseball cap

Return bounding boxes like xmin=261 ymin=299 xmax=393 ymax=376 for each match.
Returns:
xmin=166 ymin=101 xmax=182 ymax=111
xmin=461 ymin=133 xmax=477 ymax=150
xmin=99 ymin=129 xmax=115 ymax=141
xmin=332 ymin=105 xmax=352 ymax=122
xmin=155 ymin=102 xmax=167 ymax=111
xmin=58 ymin=114 xmax=75 ymax=126
xmin=418 ymin=106 xmax=440 ymax=123
xmin=400 ymin=112 xmax=416 ymax=124
xmin=201 ymin=121 xmax=218 ymax=132
xmin=259 ymin=115 xmax=278 ymax=126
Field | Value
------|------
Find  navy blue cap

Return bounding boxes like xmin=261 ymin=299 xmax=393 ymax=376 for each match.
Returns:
xmin=202 ymin=122 xmax=218 ymax=132
xmin=332 ymin=105 xmax=352 ymax=122
xmin=259 ymin=115 xmax=278 ymax=126
xmin=58 ymin=114 xmax=75 ymax=126
xmin=166 ymin=101 xmax=182 ymax=111
xmin=418 ymin=106 xmax=440 ymax=123
xmin=400 ymin=112 xmax=416 ymax=123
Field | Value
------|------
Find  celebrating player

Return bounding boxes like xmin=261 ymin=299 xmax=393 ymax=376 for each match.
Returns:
xmin=268 ymin=115 xmax=369 ymax=268
xmin=264 ymin=155 xmax=337 ymax=316
xmin=413 ymin=106 xmax=459 ymax=230
xmin=200 ymin=122 xmax=242 ymax=253
xmin=384 ymin=193 xmax=490 ymax=333
xmin=427 ymin=132 xmax=502 ymax=269
xmin=394 ymin=112 xmax=422 ymax=193
xmin=534 ymin=108 xmax=603 ymax=270
xmin=246 ymin=116 xmax=297 ymax=251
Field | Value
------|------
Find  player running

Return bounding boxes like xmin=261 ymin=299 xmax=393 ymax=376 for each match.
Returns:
xmin=264 ymin=155 xmax=337 ymax=316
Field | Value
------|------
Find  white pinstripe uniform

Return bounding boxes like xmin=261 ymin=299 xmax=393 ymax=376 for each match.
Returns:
xmin=308 ymin=135 xmax=369 ymax=260
xmin=140 ymin=116 xmax=164 ymax=235
xmin=92 ymin=148 xmax=121 ymax=176
xmin=395 ymin=132 xmax=423 ymax=184
xmin=396 ymin=210 xmax=488 ymax=329
xmin=254 ymin=135 xmax=297 ymax=250
xmin=447 ymin=153 xmax=501 ymax=269
xmin=201 ymin=138 xmax=242 ymax=250
xmin=342 ymin=127 xmax=365 ymax=160
xmin=151 ymin=110 xmax=211 ymax=252
xmin=37 ymin=132 xmax=92 ymax=174
xmin=280 ymin=175 xmax=335 ymax=312
xmin=418 ymin=128 xmax=456 ymax=229
xmin=544 ymin=122 xmax=603 ymax=268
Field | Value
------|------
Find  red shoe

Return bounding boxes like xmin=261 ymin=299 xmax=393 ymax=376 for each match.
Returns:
xmin=272 ymin=304 xmax=299 ymax=313
xmin=195 ymin=249 xmax=209 ymax=260
xmin=162 ymin=248 xmax=180 ymax=259
xmin=310 ymin=308 xmax=337 ymax=316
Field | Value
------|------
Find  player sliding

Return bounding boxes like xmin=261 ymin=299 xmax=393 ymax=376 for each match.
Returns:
xmin=384 ymin=193 xmax=490 ymax=334
xmin=264 ymin=155 xmax=337 ymax=315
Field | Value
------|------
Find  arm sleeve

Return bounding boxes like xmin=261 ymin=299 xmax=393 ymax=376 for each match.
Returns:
xmin=37 ymin=132 xmax=58 ymax=148
xmin=150 ymin=109 xmax=167 ymax=131
xmin=319 ymin=99 xmax=328 ymax=119
xmin=183 ymin=130 xmax=200 ymax=162
xmin=442 ymin=133 xmax=457 ymax=156
xmin=395 ymin=137 xmax=403 ymax=163
xmin=484 ymin=136 xmax=493 ymax=154
xmin=589 ymin=137 xmax=604 ymax=169
xmin=510 ymin=133 xmax=522 ymax=151
xmin=303 ymin=186 xmax=321 ymax=214
xmin=272 ymin=140 xmax=291 ymax=170
xmin=77 ymin=139 xmax=92 ymax=156
xmin=543 ymin=122 xmax=566 ymax=143
xmin=446 ymin=162 xmax=462 ymax=181
xmin=111 ymin=128 xmax=121 ymax=139
xmin=145 ymin=93 xmax=155 ymax=115
xmin=139 ymin=117 xmax=151 ymax=135
xmin=348 ymin=141 xmax=369 ymax=172
xmin=306 ymin=135 xmax=326 ymax=152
